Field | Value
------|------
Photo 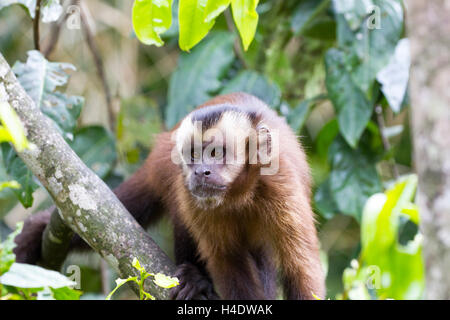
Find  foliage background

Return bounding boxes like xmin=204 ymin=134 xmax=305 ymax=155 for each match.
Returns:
xmin=0 ymin=0 xmax=420 ymax=299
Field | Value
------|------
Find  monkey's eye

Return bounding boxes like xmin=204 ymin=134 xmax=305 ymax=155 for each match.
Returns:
xmin=211 ymin=147 xmax=224 ymax=160
xmin=191 ymin=149 xmax=201 ymax=161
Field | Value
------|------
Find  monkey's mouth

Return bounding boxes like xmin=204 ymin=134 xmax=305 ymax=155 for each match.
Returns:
xmin=189 ymin=183 xmax=227 ymax=198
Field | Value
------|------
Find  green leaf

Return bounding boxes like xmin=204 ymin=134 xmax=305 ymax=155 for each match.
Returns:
xmin=1 ymin=144 xmax=39 ymax=208
xmin=376 ymin=38 xmax=410 ymax=113
xmin=0 ymin=222 xmax=22 ymax=276
xmin=325 ymin=48 xmax=372 ymax=148
xmin=132 ymin=257 xmax=144 ymax=272
xmin=301 ymin=16 xmax=336 ymax=41
xmin=69 ymin=126 xmax=117 ymax=179
xmin=106 ymin=276 xmax=138 ymax=300
xmin=205 ymin=0 xmax=231 ymax=22
xmin=291 ymin=0 xmax=331 ymax=35
xmin=286 ymin=100 xmax=311 ymax=134
xmin=0 ymin=180 xmax=20 ymax=192
xmin=328 ymin=137 xmax=382 ymax=220
xmin=142 ymin=291 xmax=156 ymax=300
xmin=153 ymin=273 xmax=179 ymax=288
xmin=132 ymin=0 xmax=173 ymax=47
xmin=334 ymin=0 xmax=404 ymax=95
xmin=48 ymin=286 xmax=82 ymax=300
xmin=287 ymin=94 xmax=326 ymax=133
xmin=314 ymin=177 xmax=338 ymax=219
xmin=178 ymin=0 xmax=215 ymax=51
xmin=166 ymin=32 xmax=235 ymax=128
xmin=231 ymin=0 xmax=259 ymax=51
xmin=13 ymin=50 xmax=84 ymax=139
xmin=360 ymin=175 xmax=424 ymax=299
xmin=0 ymin=262 xmax=76 ymax=288
xmin=0 ymin=101 xmax=30 ymax=151
xmin=315 ymin=119 xmax=339 ymax=159
xmin=333 ymin=0 xmax=374 ymax=31
xmin=221 ymin=70 xmax=281 ymax=108
xmin=117 ymin=96 xmax=162 ymax=158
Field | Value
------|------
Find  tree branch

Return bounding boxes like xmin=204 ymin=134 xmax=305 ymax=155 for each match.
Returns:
xmin=408 ymin=0 xmax=450 ymax=299
xmin=0 ymin=52 xmax=176 ymax=299
xmin=41 ymin=207 xmax=74 ymax=270
xmin=33 ymin=0 xmax=42 ymax=51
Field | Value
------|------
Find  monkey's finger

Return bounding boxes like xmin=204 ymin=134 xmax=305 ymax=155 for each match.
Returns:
xmin=174 ymin=282 xmax=195 ymax=300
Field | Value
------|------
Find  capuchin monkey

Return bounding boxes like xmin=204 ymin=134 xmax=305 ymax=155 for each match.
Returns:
xmin=14 ymin=92 xmax=325 ymax=300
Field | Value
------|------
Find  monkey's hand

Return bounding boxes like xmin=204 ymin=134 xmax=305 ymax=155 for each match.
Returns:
xmin=170 ymin=263 xmax=219 ymax=300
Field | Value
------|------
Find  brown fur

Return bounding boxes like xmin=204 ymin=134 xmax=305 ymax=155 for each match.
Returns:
xmin=14 ymin=92 xmax=325 ymax=300
xmin=116 ymin=93 xmax=325 ymax=299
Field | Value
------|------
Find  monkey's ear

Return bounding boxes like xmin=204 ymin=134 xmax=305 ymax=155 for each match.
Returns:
xmin=256 ymin=123 xmax=272 ymax=165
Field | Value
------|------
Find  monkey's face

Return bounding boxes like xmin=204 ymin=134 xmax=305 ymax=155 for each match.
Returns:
xmin=186 ymin=144 xmax=228 ymax=199
xmin=173 ymin=108 xmax=254 ymax=207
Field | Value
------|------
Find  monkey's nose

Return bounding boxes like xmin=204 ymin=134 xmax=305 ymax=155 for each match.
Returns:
xmin=195 ymin=168 xmax=211 ymax=176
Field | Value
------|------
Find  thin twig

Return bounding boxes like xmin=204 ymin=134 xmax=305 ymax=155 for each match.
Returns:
xmin=79 ymin=3 xmax=116 ymax=132
xmin=375 ymin=105 xmax=399 ymax=179
xmin=224 ymin=9 xmax=248 ymax=69
xmin=33 ymin=0 xmax=42 ymax=51
xmin=44 ymin=0 xmax=79 ymax=58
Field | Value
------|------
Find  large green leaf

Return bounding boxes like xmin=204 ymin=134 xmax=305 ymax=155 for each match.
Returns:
xmin=0 ymin=0 xmax=62 ymax=22
xmin=13 ymin=50 xmax=84 ymax=139
xmin=327 ymin=137 xmax=382 ymax=220
xmin=132 ymin=0 xmax=173 ymax=47
xmin=314 ymin=177 xmax=338 ymax=220
xmin=1 ymin=144 xmax=39 ymax=208
xmin=165 ymin=32 xmax=235 ymax=128
xmin=333 ymin=0 xmax=373 ymax=31
xmin=291 ymin=0 xmax=331 ymax=35
xmin=376 ymin=38 xmax=410 ymax=113
xmin=49 ymin=286 xmax=82 ymax=300
xmin=325 ymin=48 xmax=372 ymax=148
xmin=359 ymin=175 xmax=424 ymax=299
xmin=205 ymin=0 xmax=231 ymax=22
xmin=0 ymin=262 xmax=76 ymax=288
xmin=178 ymin=0 xmax=215 ymax=51
xmin=231 ymin=0 xmax=259 ymax=51
xmin=287 ymin=94 xmax=326 ymax=133
xmin=220 ymin=70 xmax=281 ymax=108
xmin=69 ymin=126 xmax=117 ymax=179
xmin=315 ymin=118 xmax=339 ymax=159
xmin=334 ymin=0 xmax=404 ymax=95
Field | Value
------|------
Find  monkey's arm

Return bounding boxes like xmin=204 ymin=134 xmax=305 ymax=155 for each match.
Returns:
xmin=271 ymin=208 xmax=325 ymax=300
xmin=206 ymin=248 xmax=267 ymax=300
xmin=169 ymin=221 xmax=218 ymax=300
